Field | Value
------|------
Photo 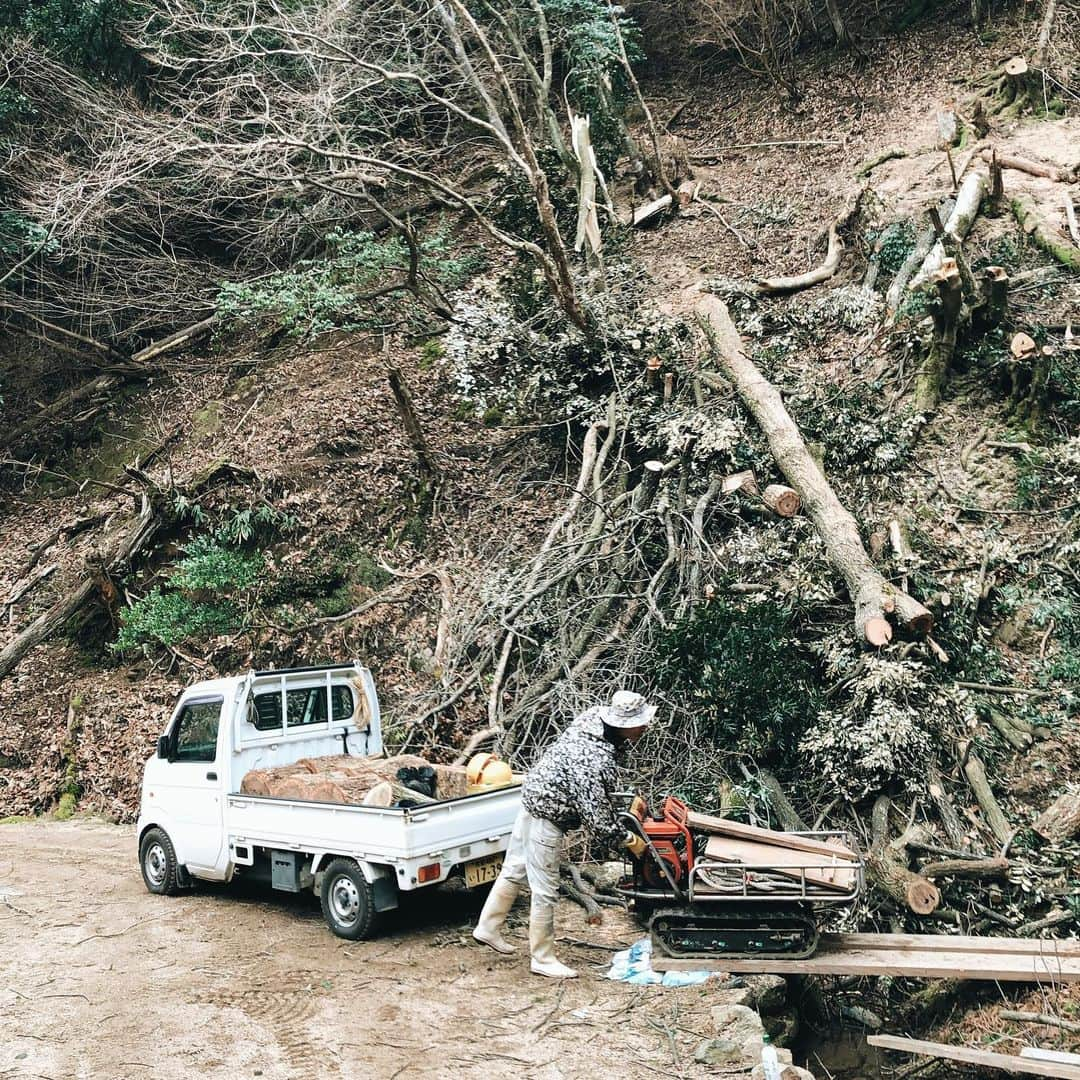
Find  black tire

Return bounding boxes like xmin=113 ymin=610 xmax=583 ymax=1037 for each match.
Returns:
xmin=320 ymin=858 xmax=379 ymax=940
xmin=140 ymin=827 xmax=181 ymax=896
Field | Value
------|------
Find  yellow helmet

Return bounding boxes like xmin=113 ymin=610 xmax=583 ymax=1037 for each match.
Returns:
xmin=467 ymin=752 xmax=512 ymax=788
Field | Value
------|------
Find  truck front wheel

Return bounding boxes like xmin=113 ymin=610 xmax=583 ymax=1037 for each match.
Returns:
xmin=140 ymin=827 xmax=181 ymax=896
xmin=320 ymin=858 xmax=379 ymax=940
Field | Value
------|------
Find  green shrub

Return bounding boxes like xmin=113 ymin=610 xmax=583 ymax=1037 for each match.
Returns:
xmin=171 ymin=495 xmax=296 ymax=544
xmin=0 ymin=212 xmax=57 ymax=257
xmin=169 ymin=536 xmax=263 ymax=592
xmin=112 ymin=537 xmax=264 ymax=654
xmin=216 ymin=226 xmax=482 ymax=340
xmin=113 ymin=591 xmax=239 ymax=653
xmin=648 ymin=601 xmax=818 ymax=765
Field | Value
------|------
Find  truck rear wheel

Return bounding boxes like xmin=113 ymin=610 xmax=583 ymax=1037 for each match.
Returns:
xmin=140 ymin=827 xmax=181 ymax=896
xmin=320 ymin=858 xmax=379 ymax=940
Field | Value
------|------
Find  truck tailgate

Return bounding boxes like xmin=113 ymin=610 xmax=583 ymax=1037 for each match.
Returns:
xmin=226 ymin=785 xmax=521 ymax=862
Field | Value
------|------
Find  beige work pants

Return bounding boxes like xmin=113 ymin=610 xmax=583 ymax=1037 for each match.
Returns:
xmin=498 ymin=807 xmax=564 ymax=915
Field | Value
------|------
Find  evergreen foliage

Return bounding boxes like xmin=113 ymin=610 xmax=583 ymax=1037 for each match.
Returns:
xmin=216 ymin=228 xmax=481 ymax=340
xmin=650 ymin=601 xmax=818 ymax=765
xmin=112 ymin=538 xmax=264 ymax=654
xmin=0 ymin=0 xmax=134 ymax=76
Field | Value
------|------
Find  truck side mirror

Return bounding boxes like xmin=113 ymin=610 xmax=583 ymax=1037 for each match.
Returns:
xmin=157 ymin=735 xmax=170 ymax=760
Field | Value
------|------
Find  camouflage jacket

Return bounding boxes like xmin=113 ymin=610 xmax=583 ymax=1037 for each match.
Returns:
xmin=521 ymin=708 xmax=627 ymax=849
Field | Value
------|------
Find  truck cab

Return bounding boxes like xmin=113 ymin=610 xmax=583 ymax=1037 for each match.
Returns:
xmin=137 ymin=662 xmax=521 ymax=939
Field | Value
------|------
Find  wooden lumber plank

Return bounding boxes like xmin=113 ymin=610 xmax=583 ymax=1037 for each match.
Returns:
xmin=835 ymin=932 xmax=1080 ymax=956
xmin=1023 ymin=1049 xmax=1080 ymax=1067
xmin=703 ymin=835 xmax=856 ymax=891
xmin=686 ymin=811 xmax=858 ymax=861
xmin=867 ymin=1035 xmax=1080 ymax=1078
xmin=651 ymin=934 xmax=1080 ymax=982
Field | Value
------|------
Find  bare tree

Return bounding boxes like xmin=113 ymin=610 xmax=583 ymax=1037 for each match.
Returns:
xmin=121 ymin=0 xmax=593 ymax=327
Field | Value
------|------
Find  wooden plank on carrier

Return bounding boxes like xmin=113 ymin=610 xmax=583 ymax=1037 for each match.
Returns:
xmin=686 ymin=812 xmax=858 ymax=862
xmin=867 ymin=1035 xmax=1080 ymax=1078
xmin=836 ymin=932 xmax=1080 ymax=956
xmin=703 ymin=835 xmax=857 ymax=891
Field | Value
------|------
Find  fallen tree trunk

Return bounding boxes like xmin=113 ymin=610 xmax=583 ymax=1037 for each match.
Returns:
xmin=131 ymin=314 xmax=216 ymax=364
xmin=4 ymin=314 xmax=216 ymax=451
xmin=387 ymin=366 xmax=441 ymax=479
xmin=958 ymin=741 xmax=1014 ymax=845
xmin=1033 ymin=787 xmax=1080 ymax=843
xmin=920 ymin=856 xmax=1009 ymax=880
xmin=0 ymin=496 xmax=161 ymax=681
xmin=4 ymin=372 xmax=126 ymax=450
xmin=1000 ymin=1010 xmax=1080 ymax=1036
xmin=928 ymin=764 xmax=979 ymax=853
xmin=909 ymin=172 xmax=988 ymax=292
xmin=979 ymin=148 xmax=1074 ymax=184
xmin=1012 ymin=196 xmax=1080 ymax=271
xmin=754 ymin=224 xmax=843 ymax=296
xmin=867 ymin=796 xmax=941 ymax=915
xmin=693 ymin=295 xmax=932 ymax=645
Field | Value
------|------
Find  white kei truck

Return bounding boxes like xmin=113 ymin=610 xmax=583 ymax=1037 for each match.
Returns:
xmin=137 ymin=662 xmax=522 ymax=939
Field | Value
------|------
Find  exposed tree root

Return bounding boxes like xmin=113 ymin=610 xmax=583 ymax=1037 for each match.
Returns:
xmin=754 ymin=224 xmax=843 ymax=296
xmin=1012 ymin=196 xmax=1080 ymax=271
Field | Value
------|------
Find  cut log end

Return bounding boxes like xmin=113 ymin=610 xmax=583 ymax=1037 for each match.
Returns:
xmin=1011 ymin=332 xmax=1037 ymax=358
xmin=906 ymin=879 xmax=942 ymax=915
xmin=1004 ymin=56 xmax=1029 ymax=77
xmin=722 ymin=469 xmax=759 ymax=496
xmin=761 ymin=483 xmax=801 ymax=517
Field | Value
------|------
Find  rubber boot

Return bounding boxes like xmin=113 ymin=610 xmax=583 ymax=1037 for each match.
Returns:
xmin=529 ymin=903 xmax=578 ymax=979
xmin=472 ymin=877 xmax=519 ymax=954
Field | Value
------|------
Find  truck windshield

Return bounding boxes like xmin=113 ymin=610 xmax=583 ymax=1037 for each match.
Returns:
xmin=251 ymin=685 xmax=354 ymax=731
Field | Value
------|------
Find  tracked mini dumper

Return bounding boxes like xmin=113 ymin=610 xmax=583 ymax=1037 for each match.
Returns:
xmin=617 ymin=796 xmax=865 ymax=962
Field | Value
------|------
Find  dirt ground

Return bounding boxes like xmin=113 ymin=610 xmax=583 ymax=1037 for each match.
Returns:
xmin=0 ymin=818 xmax=747 ymax=1080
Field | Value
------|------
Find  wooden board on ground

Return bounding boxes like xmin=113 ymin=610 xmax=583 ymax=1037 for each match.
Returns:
xmin=687 ymin=811 xmax=858 ymax=862
xmin=703 ymin=835 xmax=857 ymax=892
xmin=650 ymin=932 xmax=1080 ymax=983
xmin=867 ymin=1035 xmax=1080 ymax=1078
xmin=834 ymin=932 xmax=1080 ymax=956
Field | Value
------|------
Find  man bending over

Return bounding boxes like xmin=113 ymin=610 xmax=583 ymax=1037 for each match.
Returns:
xmin=472 ymin=690 xmax=654 ymax=978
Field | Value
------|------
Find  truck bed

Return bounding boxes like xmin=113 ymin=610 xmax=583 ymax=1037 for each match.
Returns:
xmin=227 ymin=784 xmax=522 ymax=863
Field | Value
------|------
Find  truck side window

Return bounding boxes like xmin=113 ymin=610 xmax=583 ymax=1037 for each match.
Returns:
xmin=250 ymin=685 xmax=355 ymax=731
xmin=172 ymin=699 xmax=222 ymax=762
xmin=252 ymin=692 xmax=283 ymax=731
xmin=331 ymin=685 xmax=354 ymax=722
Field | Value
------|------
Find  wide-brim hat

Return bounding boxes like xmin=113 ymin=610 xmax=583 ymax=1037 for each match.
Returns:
xmin=601 ymin=690 xmax=656 ymax=729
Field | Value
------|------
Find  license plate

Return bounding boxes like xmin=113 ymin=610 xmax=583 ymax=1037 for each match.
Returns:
xmin=464 ymin=855 xmax=503 ymax=888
